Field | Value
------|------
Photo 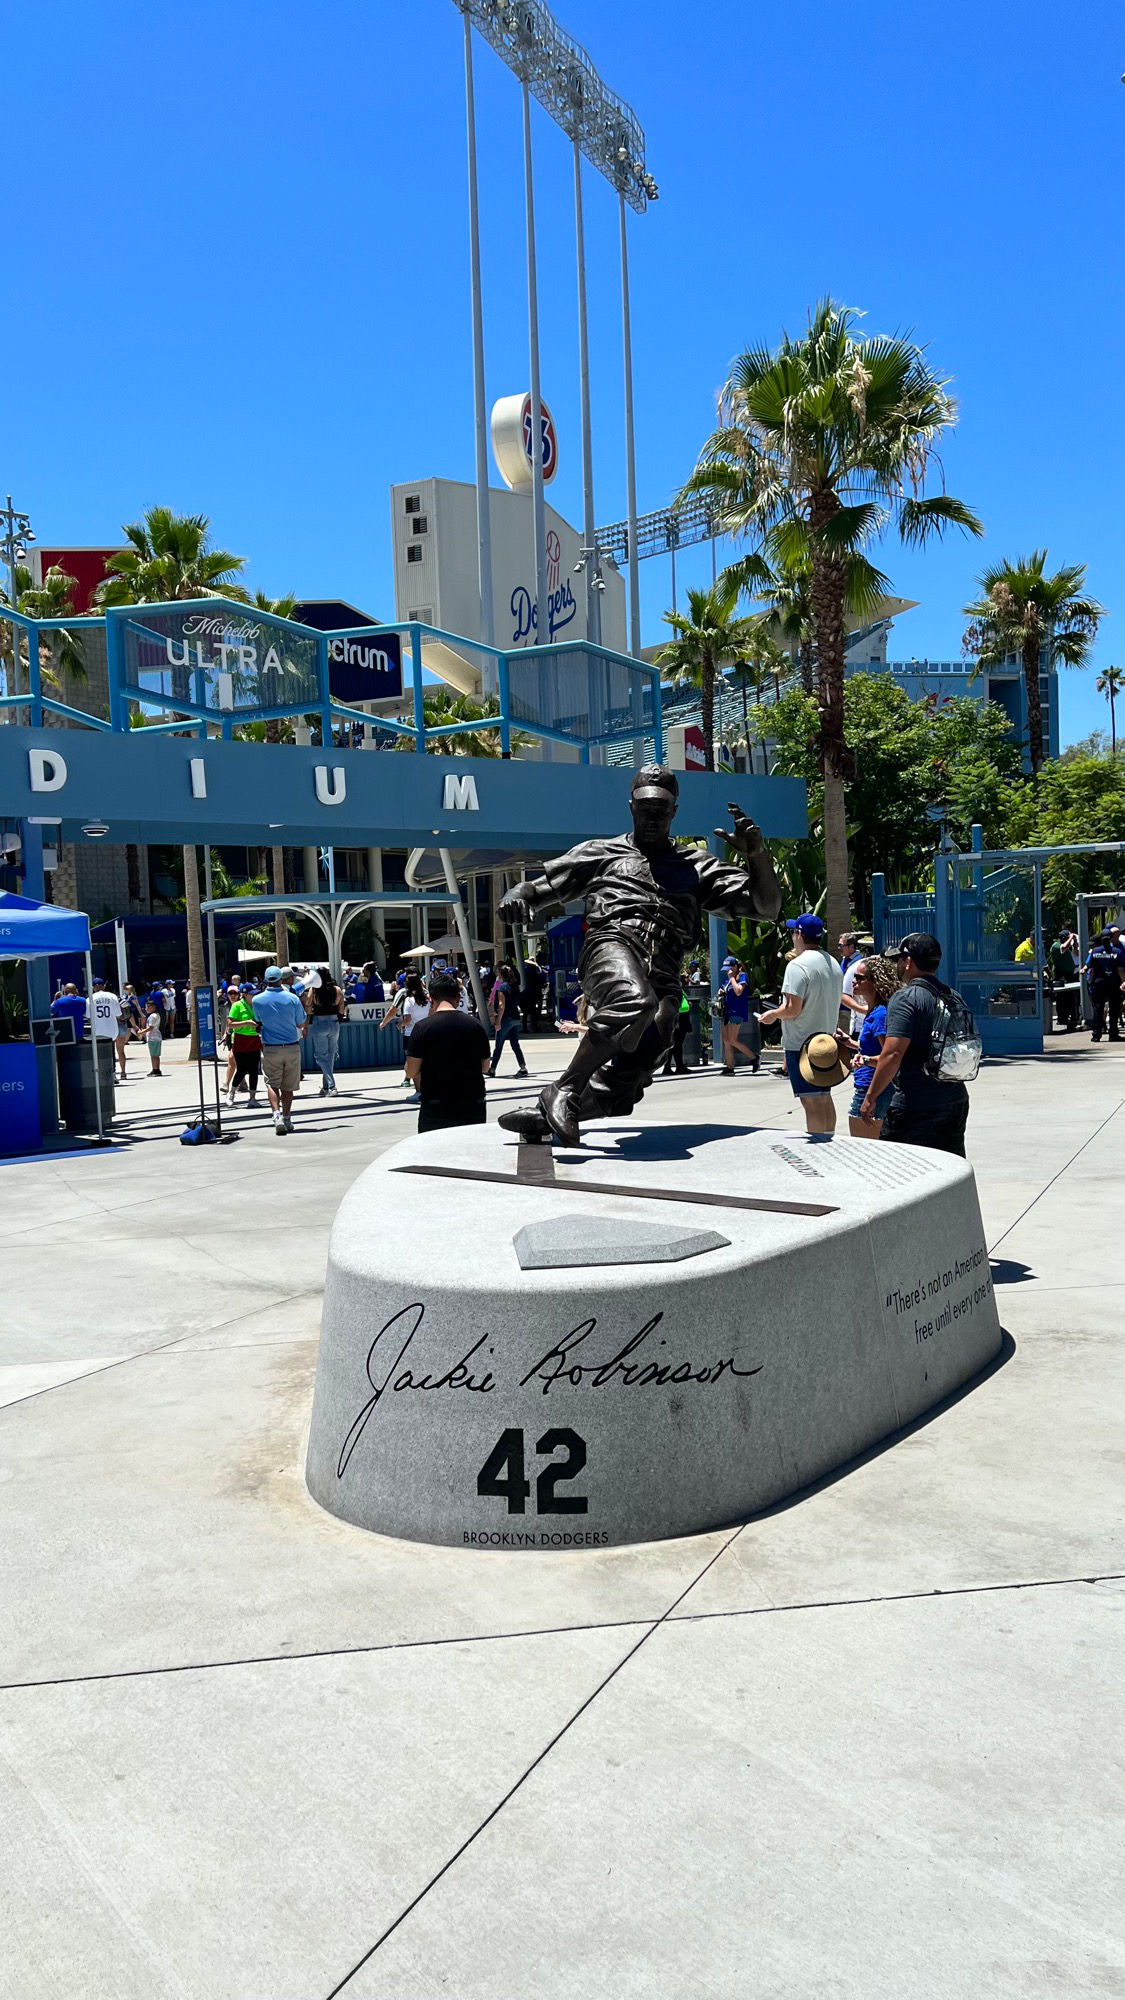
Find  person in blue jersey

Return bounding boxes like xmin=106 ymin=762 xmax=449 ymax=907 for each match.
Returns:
xmin=840 ymin=955 xmax=899 ymax=1137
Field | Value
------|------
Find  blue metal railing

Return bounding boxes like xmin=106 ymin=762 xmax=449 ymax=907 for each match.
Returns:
xmin=0 ymin=599 xmax=664 ymax=762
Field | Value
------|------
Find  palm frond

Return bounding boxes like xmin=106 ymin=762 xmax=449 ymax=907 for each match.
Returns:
xmin=898 ymin=494 xmax=983 ymax=547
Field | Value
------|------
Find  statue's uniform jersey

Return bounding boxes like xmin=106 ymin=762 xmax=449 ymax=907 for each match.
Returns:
xmin=541 ymin=835 xmax=762 ymax=979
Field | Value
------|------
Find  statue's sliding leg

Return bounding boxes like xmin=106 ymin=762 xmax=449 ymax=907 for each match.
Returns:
xmin=500 ymin=937 xmax=673 ymax=1146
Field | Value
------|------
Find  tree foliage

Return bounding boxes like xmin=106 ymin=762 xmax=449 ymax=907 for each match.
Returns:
xmin=683 ymin=297 xmax=981 ymax=941
xmin=0 ymin=562 xmax=88 ymax=692
xmin=96 ymin=508 xmax=248 ymax=607
xmin=1000 ymin=754 xmax=1125 ymax=915
xmin=767 ymin=674 xmax=1023 ymax=908
xmin=655 ymin=583 xmax=761 ymax=771
xmin=963 ymin=551 xmax=1103 ymax=775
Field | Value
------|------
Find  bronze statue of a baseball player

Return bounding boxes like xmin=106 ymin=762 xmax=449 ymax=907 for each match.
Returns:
xmin=498 ymin=764 xmax=782 ymax=1145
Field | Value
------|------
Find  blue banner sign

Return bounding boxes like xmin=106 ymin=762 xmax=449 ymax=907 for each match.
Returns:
xmin=195 ymin=983 xmax=217 ymax=1061
xmin=294 ymin=601 xmax=403 ymax=706
xmin=0 ymin=1042 xmax=41 ymax=1156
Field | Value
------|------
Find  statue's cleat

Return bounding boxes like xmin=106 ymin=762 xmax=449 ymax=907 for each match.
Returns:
xmin=539 ymin=1083 xmax=582 ymax=1147
xmin=498 ymin=1106 xmax=554 ymax=1141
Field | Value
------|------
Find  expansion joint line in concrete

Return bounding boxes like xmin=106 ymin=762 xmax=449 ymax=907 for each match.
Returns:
xmin=315 ymin=1560 xmax=1124 ymax=1999
xmin=5 ymin=1571 xmax=1121 ymax=1699
xmin=319 ymin=1522 xmax=749 ymax=2000
xmin=0 ymin=1287 xmax=314 ymax=1412
xmin=987 ymin=1094 xmax=1125 ymax=1255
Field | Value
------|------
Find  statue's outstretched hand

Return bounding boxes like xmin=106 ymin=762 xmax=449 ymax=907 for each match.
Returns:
xmin=499 ymin=881 xmax=534 ymax=923
xmin=714 ymin=804 xmax=764 ymax=856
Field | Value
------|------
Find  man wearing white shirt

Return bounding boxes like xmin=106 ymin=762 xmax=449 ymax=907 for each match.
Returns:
xmin=757 ymin=913 xmax=844 ymax=1134
xmin=839 ymin=932 xmax=865 ymax=1033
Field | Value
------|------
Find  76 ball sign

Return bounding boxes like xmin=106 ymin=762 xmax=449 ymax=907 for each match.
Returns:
xmin=490 ymin=390 xmax=559 ymax=491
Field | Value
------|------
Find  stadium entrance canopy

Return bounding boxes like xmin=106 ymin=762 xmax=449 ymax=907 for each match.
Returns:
xmin=1 ymin=596 xmax=807 ymax=999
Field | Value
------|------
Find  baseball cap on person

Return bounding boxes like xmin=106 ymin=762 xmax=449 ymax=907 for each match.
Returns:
xmin=264 ymin=966 xmax=283 ymax=984
xmin=786 ymin=912 xmax=825 ymax=940
xmin=891 ymin=931 xmax=942 ymax=970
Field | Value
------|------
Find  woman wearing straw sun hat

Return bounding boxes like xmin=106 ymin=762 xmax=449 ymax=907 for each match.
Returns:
xmin=797 ymin=1032 xmax=852 ymax=1096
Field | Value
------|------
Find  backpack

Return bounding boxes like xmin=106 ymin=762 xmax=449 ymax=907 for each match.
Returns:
xmin=921 ymin=979 xmax=982 ymax=1084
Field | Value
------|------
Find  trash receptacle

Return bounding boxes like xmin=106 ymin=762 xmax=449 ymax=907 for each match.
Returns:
xmin=56 ymin=1038 xmax=115 ymax=1133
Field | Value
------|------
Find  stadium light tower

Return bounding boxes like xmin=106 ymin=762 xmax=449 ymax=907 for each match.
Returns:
xmin=454 ymin=0 xmax=656 ymax=659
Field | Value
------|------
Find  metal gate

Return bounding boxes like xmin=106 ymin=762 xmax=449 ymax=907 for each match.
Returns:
xmin=875 ymin=829 xmax=1125 ymax=1058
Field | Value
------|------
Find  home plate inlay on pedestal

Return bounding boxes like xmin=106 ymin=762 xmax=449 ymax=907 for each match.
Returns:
xmin=305 ymin=1123 xmax=1002 ymax=1549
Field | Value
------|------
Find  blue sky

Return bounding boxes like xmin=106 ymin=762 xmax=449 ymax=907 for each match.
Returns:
xmin=8 ymin=0 xmax=1124 ymax=746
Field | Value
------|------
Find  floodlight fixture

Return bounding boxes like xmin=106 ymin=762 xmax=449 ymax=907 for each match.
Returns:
xmin=454 ymin=0 xmax=653 ymax=212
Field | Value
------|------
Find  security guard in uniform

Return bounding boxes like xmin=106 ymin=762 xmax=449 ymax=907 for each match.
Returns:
xmin=1084 ymin=929 xmax=1125 ymax=1042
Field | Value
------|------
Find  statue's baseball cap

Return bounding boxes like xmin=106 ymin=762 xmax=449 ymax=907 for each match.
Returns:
xmin=891 ymin=931 xmax=942 ymax=970
xmin=630 ymin=764 xmax=679 ymax=803
xmin=786 ymin=912 xmax=825 ymax=940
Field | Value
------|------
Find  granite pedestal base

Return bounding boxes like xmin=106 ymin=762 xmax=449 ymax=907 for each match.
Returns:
xmin=305 ymin=1122 xmax=1002 ymax=1549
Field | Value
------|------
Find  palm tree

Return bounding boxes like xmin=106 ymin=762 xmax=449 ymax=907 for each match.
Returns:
xmin=396 ymin=688 xmax=528 ymax=758
xmin=0 ymin=562 xmax=88 ymax=696
xmin=729 ymin=627 xmax=792 ymax=772
xmin=96 ymin=507 xmax=248 ymax=613
xmin=964 ymin=553 xmax=1103 ymax=776
xmin=655 ymin=582 xmax=761 ymax=772
xmin=96 ymin=508 xmax=249 ymax=1047
xmin=683 ymin=297 xmax=981 ymax=940
xmin=1097 ymin=664 xmax=1124 ymax=756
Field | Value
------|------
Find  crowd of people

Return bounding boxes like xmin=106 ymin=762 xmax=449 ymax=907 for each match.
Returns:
xmin=44 ymin=912 xmax=1125 ymax=1158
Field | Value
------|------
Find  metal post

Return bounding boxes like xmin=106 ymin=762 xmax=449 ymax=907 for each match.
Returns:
xmin=521 ymin=80 xmax=549 ymax=648
xmin=437 ymin=848 xmax=489 ymax=1024
xmin=315 ymin=632 xmax=333 ymax=749
xmin=706 ymin=834 xmax=726 ymax=1051
xmin=27 ymin=624 xmax=42 ymax=727
xmin=4 ymin=498 xmax=20 ymax=691
xmin=497 ymin=652 xmax=511 ymax=757
xmin=618 ymin=191 xmax=642 ymax=662
xmin=114 ymin=918 xmax=129 ymax=999
xmin=462 ymin=9 xmax=495 ymax=647
xmin=411 ymin=624 xmax=426 ymax=751
xmin=670 ymin=541 xmax=677 ymax=614
xmin=573 ymin=137 xmax=600 ymax=648
xmin=203 ymin=846 xmax=218 ymax=987
xmin=19 ymin=821 xmax=50 ymax=1021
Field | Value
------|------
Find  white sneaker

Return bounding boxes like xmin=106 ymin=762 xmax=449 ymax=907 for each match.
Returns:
xmin=282 ymin=1114 xmax=294 ymax=1133
xmin=275 ymin=1113 xmax=287 ymax=1136
xmin=226 ymin=1089 xmax=236 ymax=1108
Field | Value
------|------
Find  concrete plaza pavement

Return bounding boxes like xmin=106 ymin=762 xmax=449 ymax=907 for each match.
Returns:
xmin=1 ymin=1033 xmax=1123 ymax=1998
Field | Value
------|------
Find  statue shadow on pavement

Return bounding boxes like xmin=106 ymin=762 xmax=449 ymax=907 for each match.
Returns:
xmin=509 ymin=1121 xmax=764 ymax=1165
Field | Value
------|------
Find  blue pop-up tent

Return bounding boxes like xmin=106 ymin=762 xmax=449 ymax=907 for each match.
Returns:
xmin=0 ymin=891 xmax=104 ymax=1142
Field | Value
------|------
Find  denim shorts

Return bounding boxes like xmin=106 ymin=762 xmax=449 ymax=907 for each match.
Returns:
xmin=850 ymin=1081 xmax=894 ymax=1119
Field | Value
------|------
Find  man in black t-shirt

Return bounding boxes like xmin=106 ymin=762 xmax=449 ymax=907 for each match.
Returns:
xmin=858 ymin=932 xmax=971 ymax=1156
xmin=405 ymin=971 xmax=491 ymax=1133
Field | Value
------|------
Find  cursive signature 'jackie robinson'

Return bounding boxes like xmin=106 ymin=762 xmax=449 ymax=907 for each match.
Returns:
xmin=336 ymin=1304 xmax=763 ymax=1480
